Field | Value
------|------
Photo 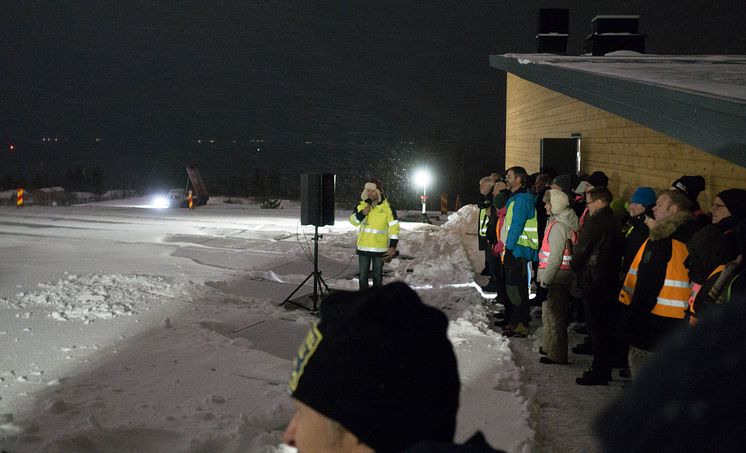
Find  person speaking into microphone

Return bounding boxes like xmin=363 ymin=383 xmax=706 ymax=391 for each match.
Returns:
xmin=350 ymin=179 xmax=400 ymax=290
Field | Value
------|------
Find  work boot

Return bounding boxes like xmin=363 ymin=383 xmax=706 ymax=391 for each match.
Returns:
xmin=576 ymin=369 xmax=610 ymax=386
xmin=480 ymin=283 xmax=498 ymax=293
xmin=539 ymin=357 xmax=566 ymax=365
xmin=572 ymin=342 xmax=594 ymax=355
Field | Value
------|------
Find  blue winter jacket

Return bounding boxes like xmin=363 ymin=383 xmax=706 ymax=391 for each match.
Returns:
xmin=504 ymin=189 xmax=539 ymax=262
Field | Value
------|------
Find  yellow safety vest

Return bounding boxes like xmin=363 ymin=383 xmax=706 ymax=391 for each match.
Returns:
xmin=503 ymin=200 xmax=539 ymax=251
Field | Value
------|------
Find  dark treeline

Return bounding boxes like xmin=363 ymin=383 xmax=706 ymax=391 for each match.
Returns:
xmin=1 ymin=137 xmax=477 ymax=210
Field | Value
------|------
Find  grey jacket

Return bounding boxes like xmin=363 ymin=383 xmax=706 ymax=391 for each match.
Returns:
xmin=538 ymin=207 xmax=579 ymax=287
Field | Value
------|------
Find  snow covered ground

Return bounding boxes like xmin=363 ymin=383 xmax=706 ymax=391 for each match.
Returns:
xmin=0 ymin=197 xmax=623 ymax=452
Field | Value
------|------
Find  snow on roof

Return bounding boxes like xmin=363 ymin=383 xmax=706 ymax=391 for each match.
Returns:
xmin=503 ymin=53 xmax=746 ymax=102
xmin=592 ymin=15 xmax=640 ymax=20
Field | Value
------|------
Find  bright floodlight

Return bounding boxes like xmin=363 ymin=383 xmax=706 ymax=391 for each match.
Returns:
xmin=151 ymin=196 xmax=169 ymax=209
xmin=413 ymin=168 xmax=432 ymax=188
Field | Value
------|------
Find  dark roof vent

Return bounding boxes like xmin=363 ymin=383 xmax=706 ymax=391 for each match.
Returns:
xmin=585 ymin=15 xmax=646 ymax=56
xmin=536 ymin=9 xmax=569 ymax=55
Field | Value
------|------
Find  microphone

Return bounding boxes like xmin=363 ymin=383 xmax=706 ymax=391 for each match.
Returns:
xmin=364 ymin=198 xmax=372 ymax=205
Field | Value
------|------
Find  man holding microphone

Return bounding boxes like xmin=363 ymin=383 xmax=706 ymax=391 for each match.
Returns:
xmin=350 ymin=179 xmax=400 ymax=290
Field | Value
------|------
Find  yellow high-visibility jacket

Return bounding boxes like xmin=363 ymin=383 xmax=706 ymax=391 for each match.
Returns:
xmin=350 ymin=198 xmax=400 ymax=255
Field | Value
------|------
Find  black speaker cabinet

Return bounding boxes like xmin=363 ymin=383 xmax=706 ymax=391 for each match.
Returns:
xmin=301 ymin=173 xmax=335 ymax=226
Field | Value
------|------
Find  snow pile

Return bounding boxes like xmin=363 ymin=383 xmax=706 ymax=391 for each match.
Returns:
xmin=0 ymin=203 xmax=555 ymax=453
xmin=0 ymin=273 xmax=199 ymax=322
xmin=443 ymin=204 xmax=480 ymax=235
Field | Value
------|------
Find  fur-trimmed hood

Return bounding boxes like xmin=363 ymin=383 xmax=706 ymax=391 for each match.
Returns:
xmin=551 ymin=207 xmax=579 ymax=232
xmin=649 ymin=211 xmax=694 ymax=241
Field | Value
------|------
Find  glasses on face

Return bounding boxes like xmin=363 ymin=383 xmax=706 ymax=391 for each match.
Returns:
xmin=711 ymin=202 xmax=726 ymax=210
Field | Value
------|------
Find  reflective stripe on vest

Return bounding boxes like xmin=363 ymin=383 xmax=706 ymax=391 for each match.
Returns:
xmin=688 ymin=264 xmax=726 ymax=315
xmin=478 ymin=203 xmax=490 ymax=237
xmin=538 ymin=220 xmax=577 ymax=270
xmin=618 ymin=238 xmax=691 ymax=319
xmin=504 ymin=199 xmax=539 ymax=251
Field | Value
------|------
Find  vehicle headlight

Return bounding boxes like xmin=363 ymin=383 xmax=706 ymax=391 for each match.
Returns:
xmin=152 ymin=196 xmax=170 ymax=209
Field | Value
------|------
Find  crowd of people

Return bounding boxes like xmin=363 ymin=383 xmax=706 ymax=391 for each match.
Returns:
xmin=279 ymin=176 xmax=746 ymax=452
xmin=477 ymin=168 xmax=746 ymax=386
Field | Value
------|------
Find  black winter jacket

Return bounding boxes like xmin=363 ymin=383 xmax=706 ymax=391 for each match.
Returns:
xmin=621 ymin=213 xmax=650 ymax=280
xmin=571 ymin=206 xmax=624 ymax=294
xmin=686 ymin=215 xmax=743 ymax=284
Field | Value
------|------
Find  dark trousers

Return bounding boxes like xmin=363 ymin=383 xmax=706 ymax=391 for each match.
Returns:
xmin=485 ymin=248 xmax=498 ymax=286
xmin=584 ymin=288 xmax=621 ymax=377
xmin=504 ymin=251 xmax=530 ymax=326
xmin=359 ymin=254 xmax=384 ymax=290
xmin=487 ymin=248 xmax=511 ymax=317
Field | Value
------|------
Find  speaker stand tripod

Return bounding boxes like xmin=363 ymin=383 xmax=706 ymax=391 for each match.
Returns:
xmin=281 ymin=226 xmax=331 ymax=313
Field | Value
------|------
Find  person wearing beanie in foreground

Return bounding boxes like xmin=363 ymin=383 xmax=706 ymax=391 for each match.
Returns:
xmin=596 ymin=288 xmax=746 ymax=453
xmin=283 ymin=282 xmax=505 ymax=452
xmin=350 ymin=180 xmax=400 ymax=290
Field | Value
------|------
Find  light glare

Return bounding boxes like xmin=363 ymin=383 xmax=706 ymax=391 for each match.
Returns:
xmin=151 ymin=196 xmax=169 ymax=209
xmin=413 ymin=168 xmax=432 ymax=188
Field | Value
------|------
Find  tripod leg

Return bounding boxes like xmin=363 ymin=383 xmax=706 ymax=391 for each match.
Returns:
xmin=317 ymin=272 xmax=331 ymax=293
xmin=280 ymin=272 xmax=314 ymax=306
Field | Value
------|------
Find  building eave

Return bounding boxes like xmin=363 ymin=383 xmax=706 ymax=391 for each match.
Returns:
xmin=489 ymin=54 xmax=746 ymax=168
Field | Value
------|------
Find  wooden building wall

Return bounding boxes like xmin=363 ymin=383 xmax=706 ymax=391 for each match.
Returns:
xmin=505 ymin=73 xmax=746 ymax=208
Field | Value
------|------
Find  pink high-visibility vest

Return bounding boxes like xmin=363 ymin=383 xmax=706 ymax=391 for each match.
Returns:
xmin=538 ymin=220 xmax=577 ymax=270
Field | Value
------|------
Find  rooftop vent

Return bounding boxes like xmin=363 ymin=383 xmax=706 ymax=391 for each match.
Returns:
xmin=585 ymin=15 xmax=646 ymax=56
xmin=536 ymin=8 xmax=569 ymax=55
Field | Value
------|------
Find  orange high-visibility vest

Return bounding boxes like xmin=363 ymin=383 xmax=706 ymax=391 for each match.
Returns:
xmin=538 ymin=220 xmax=577 ymax=270
xmin=187 ymin=192 xmax=194 ymax=209
xmin=16 ymin=188 xmax=24 ymax=207
xmin=619 ymin=238 xmax=691 ymax=319
xmin=687 ymin=264 xmax=726 ymax=326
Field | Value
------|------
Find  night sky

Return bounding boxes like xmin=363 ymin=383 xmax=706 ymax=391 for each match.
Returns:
xmin=2 ymin=1 xmax=744 ymax=206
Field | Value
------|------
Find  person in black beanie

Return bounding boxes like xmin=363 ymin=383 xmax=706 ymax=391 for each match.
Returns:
xmin=283 ymin=282 xmax=505 ymax=453
xmin=586 ymin=171 xmax=609 ymax=190
xmin=671 ymin=175 xmax=710 ymax=226
xmin=686 ymin=188 xmax=746 ymax=322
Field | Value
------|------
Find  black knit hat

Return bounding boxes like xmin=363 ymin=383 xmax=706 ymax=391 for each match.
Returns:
xmin=289 ymin=282 xmax=460 ymax=452
xmin=551 ymin=174 xmax=574 ymax=193
xmin=716 ymin=188 xmax=746 ymax=218
xmin=671 ymin=175 xmax=706 ymax=201
xmin=587 ymin=171 xmax=609 ymax=188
